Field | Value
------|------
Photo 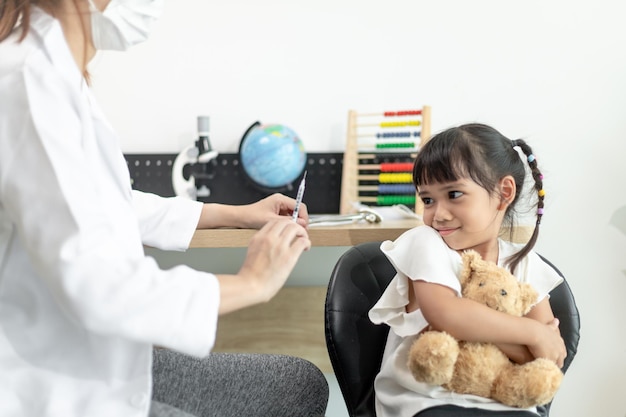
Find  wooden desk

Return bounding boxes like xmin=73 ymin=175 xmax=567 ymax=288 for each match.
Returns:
xmin=190 ymin=219 xmax=422 ymax=248
xmin=193 ymin=219 xmax=421 ymax=373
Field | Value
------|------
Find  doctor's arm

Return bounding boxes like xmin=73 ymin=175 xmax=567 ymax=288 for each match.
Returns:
xmin=197 ymin=193 xmax=309 ymax=230
xmin=131 ymin=191 xmax=308 ymax=251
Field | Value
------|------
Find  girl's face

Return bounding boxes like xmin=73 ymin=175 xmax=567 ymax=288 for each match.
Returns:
xmin=418 ymin=178 xmax=507 ymax=262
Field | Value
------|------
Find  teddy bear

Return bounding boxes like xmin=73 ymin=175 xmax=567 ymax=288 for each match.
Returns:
xmin=407 ymin=250 xmax=563 ymax=408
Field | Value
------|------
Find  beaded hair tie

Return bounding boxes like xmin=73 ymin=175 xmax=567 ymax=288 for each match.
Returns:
xmin=513 ymin=143 xmax=545 ymax=218
xmin=524 ymin=152 xmax=545 ymax=216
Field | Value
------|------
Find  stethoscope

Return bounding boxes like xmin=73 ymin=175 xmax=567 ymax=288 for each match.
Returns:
xmin=309 ymin=208 xmax=383 ymax=225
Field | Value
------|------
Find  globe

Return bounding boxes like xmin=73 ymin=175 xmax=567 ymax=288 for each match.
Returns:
xmin=240 ymin=123 xmax=306 ymax=189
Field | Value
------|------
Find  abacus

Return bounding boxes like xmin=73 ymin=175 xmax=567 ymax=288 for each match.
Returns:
xmin=339 ymin=106 xmax=431 ymax=214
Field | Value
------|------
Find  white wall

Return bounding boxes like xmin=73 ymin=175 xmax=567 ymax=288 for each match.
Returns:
xmin=91 ymin=1 xmax=626 ymax=415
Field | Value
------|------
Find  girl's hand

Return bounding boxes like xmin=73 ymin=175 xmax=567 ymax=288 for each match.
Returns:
xmin=523 ymin=298 xmax=567 ymax=367
xmin=216 ymin=219 xmax=311 ymax=315
xmin=527 ymin=319 xmax=567 ymax=368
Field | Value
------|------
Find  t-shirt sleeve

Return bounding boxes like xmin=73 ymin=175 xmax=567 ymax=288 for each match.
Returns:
xmin=382 ymin=225 xmax=462 ymax=293
xmin=368 ymin=226 xmax=461 ymax=337
xmin=499 ymin=240 xmax=564 ymax=305
xmin=520 ymin=252 xmax=564 ymax=304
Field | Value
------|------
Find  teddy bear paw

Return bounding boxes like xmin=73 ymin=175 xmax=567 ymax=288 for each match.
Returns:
xmin=492 ymin=358 xmax=563 ymax=408
xmin=408 ymin=331 xmax=460 ymax=386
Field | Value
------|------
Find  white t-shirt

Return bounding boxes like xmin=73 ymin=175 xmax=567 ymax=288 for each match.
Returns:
xmin=368 ymin=225 xmax=563 ymax=417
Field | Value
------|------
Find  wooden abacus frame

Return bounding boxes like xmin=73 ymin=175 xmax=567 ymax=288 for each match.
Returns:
xmin=340 ymin=106 xmax=431 ymax=214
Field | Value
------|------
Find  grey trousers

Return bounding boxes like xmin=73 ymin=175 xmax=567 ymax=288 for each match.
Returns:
xmin=150 ymin=348 xmax=329 ymax=417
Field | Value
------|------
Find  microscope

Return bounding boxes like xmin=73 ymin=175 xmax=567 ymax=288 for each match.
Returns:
xmin=172 ymin=116 xmax=219 ymax=200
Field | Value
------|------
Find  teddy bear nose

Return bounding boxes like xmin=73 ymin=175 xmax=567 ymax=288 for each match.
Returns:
xmin=500 ymin=289 xmax=507 ymax=296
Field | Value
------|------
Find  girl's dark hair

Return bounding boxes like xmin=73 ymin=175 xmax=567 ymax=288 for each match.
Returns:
xmin=413 ymin=123 xmax=544 ymax=273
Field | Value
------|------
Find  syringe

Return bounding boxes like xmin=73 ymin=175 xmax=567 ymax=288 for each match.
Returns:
xmin=292 ymin=171 xmax=307 ymax=222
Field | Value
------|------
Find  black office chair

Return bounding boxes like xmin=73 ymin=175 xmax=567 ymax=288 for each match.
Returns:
xmin=324 ymin=241 xmax=580 ymax=417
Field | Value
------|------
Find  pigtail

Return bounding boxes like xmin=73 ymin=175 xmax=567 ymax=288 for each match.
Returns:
xmin=507 ymin=139 xmax=545 ymax=273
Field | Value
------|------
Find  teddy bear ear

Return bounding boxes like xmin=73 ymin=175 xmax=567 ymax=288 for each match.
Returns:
xmin=460 ymin=250 xmax=482 ymax=285
xmin=517 ymin=283 xmax=539 ymax=315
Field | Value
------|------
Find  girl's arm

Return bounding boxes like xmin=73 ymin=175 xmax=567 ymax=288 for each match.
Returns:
xmin=495 ymin=298 xmax=559 ymax=364
xmin=412 ymin=281 xmax=566 ymax=367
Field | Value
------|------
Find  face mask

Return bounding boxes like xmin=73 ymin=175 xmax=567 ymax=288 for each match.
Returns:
xmin=87 ymin=0 xmax=165 ymax=51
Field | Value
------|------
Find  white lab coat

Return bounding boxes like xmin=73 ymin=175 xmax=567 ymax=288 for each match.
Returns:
xmin=0 ymin=7 xmax=220 ymax=417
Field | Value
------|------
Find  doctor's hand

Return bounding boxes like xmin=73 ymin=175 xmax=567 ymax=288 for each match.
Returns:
xmin=215 ymin=219 xmax=311 ymax=315
xmin=196 ymin=193 xmax=309 ymax=230
xmin=241 ymin=193 xmax=309 ymax=229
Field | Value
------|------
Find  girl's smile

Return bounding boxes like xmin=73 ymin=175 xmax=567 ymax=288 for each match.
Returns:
xmin=418 ymin=178 xmax=509 ymax=262
xmin=435 ymin=227 xmax=458 ymax=237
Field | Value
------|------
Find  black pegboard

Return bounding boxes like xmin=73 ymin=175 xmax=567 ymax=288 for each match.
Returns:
xmin=125 ymin=153 xmax=177 ymax=197
xmin=125 ymin=152 xmax=343 ymax=214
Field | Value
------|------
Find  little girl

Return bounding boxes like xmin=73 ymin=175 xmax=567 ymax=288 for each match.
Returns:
xmin=369 ymin=123 xmax=567 ymax=417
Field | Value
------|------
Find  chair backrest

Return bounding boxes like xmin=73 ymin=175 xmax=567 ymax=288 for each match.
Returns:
xmin=324 ymin=241 xmax=580 ymax=417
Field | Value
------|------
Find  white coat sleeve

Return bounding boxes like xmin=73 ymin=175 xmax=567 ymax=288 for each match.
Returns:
xmin=131 ymin=190 xmax=203 ymax=251
xmin=0 ymin=58 xmax=219 ymax=357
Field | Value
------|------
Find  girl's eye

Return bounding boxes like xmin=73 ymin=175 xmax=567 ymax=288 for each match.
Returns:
xmin=449 ymin=191 xmax=463 ymax=199
xmin=421 ymin=197 xmax=433 ymax=205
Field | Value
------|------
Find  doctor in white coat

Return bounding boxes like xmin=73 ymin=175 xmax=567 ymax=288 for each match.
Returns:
xmin=0 ymin=1 xmax=327 ymax=416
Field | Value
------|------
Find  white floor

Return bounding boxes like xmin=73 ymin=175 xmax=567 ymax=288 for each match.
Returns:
xmin=324 ymin=373 xmax=349 ymax=417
